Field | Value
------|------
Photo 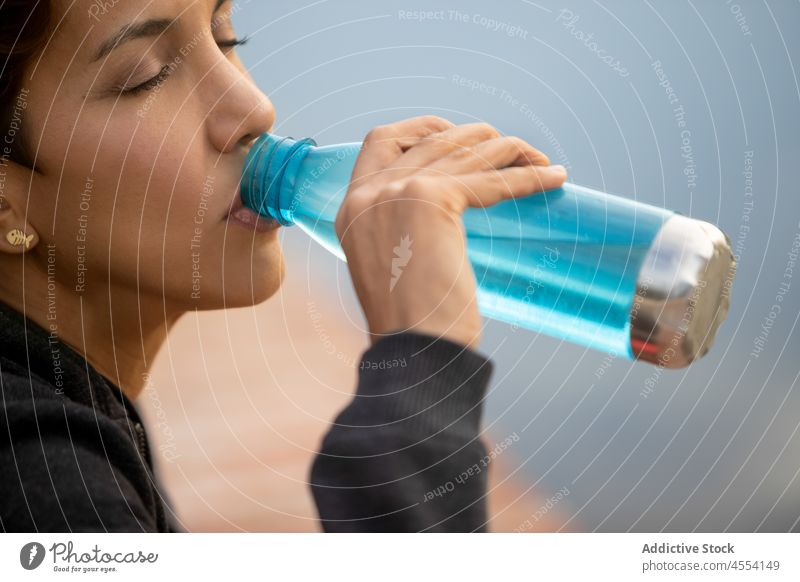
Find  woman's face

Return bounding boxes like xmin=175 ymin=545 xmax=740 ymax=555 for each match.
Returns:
xmin=18 ymin=0 xmax=279 ymax=309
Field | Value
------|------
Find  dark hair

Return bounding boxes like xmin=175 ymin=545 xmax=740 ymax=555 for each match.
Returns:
xmin=1 ymin=0 xmax=51 ymax=167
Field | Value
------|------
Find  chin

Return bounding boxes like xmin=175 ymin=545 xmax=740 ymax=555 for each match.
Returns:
xmin=231 ymin=247 xmax=286 ymax=308
xmin=179 ymin=243 xmax=286 ymax=311
xmin=232 ymin=258 xmax=286 ymax=308
xmin=185 ymin=272 xmax=284 ymax=311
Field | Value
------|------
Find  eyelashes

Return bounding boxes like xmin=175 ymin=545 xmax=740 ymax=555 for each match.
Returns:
xmin=217 ymin=35 xmax=250 ymax=51
xmin=118 ymin=36 xmax=250 ymax=96
xmin=121 ymin=64 xmax=172 ymax=96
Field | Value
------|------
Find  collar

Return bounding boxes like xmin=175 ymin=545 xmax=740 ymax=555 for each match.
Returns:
xmin=0 ymin=299 xmax=143 ymax=426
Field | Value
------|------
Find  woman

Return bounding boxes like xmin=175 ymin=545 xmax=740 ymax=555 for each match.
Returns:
xmin=0 ymin=0 xmax=567 ymax=532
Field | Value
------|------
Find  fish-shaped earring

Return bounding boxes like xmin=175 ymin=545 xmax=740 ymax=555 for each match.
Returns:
xmin=6 ymin=229 xmax=34 ymax=249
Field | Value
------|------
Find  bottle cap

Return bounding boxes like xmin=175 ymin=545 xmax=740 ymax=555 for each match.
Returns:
xmin=629 ymin=214 xmax=736 ymax=368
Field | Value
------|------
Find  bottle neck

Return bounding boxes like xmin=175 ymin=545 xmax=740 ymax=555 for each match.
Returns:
xmin=241 ymin=134 xmax=317 ymax=225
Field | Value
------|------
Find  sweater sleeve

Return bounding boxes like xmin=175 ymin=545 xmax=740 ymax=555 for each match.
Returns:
xmin=0 ymin=374 xmax=160 ymax=532
xmin=309 ymin=331 xmax=494 ymax=532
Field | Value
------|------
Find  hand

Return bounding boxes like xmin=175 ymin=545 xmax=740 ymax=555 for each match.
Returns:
xmin=335 ymin=116 xmax=567 ymax=350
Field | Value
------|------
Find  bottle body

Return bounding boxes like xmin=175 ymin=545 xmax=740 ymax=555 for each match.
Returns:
xmin=242 ymin=134 xmax=735 ymax=367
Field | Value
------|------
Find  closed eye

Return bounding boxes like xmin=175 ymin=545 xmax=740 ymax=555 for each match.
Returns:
xmin=119 ymin=64 xmax=172 ymax=96
xmin=217 ymin=35 xmax=249 ymax=52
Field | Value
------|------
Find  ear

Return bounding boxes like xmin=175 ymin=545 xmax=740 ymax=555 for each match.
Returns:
xmin=0 ymin=163 xmax=40 ymax=255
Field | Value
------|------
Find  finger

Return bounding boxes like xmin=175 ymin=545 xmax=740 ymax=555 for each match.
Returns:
xmin=350 ymin=116 xmax=455 ymax=181
xmin=386 ymin=122 xmax=503 ymax=176
xmin=424 ymin=136 xmax=550 ymax=175
xmin=439 ymin=164 xmax=568 ymax=211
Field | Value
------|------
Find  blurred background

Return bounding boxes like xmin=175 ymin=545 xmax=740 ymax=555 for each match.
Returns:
xmin=140 ymin=0 xmax=800 ymax=531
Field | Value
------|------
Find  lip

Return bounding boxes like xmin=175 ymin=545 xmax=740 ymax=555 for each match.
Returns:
xmin=225 ymin=187 xmax=281 ymax=232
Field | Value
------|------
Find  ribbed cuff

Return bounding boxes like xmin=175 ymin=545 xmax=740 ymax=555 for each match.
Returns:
xmin=346 ymin=331 xmax=494 ymax=440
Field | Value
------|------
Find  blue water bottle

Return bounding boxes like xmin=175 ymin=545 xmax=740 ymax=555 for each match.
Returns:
xmin=241 ymin=134 xmax=735 ymax=368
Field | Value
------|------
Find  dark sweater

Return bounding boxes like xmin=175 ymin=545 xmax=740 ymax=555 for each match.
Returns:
xmin=0 ymin=301 xmax=493 ymax=532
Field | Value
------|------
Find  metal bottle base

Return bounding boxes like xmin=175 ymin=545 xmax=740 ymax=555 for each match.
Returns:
xmin=629 ymin=215 xmax=736 ymax=368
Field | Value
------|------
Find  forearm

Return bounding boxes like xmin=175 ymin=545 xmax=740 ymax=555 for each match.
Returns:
xmin=309 ymin=331 xmax=493 ymax=532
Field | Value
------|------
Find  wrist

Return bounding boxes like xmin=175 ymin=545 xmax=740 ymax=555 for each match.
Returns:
xmin=369 ymin=320 xmax=481 ymax=352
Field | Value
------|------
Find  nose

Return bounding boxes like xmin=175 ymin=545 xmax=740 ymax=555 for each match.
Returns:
xmin=204 ymin=60 xmax=275 ymax=154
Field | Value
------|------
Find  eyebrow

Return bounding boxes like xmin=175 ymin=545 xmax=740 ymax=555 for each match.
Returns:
xmin=91 ymin=0 xmax=229 ymax=63
xmin=92 ymin=18 xmax=175 ymax=62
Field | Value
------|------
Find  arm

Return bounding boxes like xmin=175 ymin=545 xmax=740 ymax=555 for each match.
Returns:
xmin=310 ymin=331 xmax=493 ymax=532
xmin=312 ymin=115 xmax=564 ymax=532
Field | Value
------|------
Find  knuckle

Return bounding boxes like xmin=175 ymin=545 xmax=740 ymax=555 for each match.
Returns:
xmin=504 ymin=135 xmax=530 ymax=150
xmin=417 ymin=114 xmax=453 ymax=130
xmin=378 ymin=180 xmax=408 ymax=201
xmin=448 ymin=145 xmax=474 ymax=161
xmin=334 ymin=211 xmax=348 ymax=239
xmin=398 ymin=176 xmax=430 ymax=198
xmin=489 ymin=170 xmax=515 ymax=191
xmin=404 ymin=175 xmax=427 ymax=193
xmin=524 ymin=167 xmax=551 ymax=190
xmin=364 ymin=125 xmax=393 ymax=143
xmin=470 ymin=122 xmax=501 ymax=140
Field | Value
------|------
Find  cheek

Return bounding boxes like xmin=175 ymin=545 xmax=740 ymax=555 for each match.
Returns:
xmin=30 ymin=94 xmax=283 ymax=304
xmin=126 ymin=154 xmax=225 ymax=292
xmin=41 ymin=119 xmax=218 ymax=276
xmin=88 ymin=124 xmax=218 ymax=248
